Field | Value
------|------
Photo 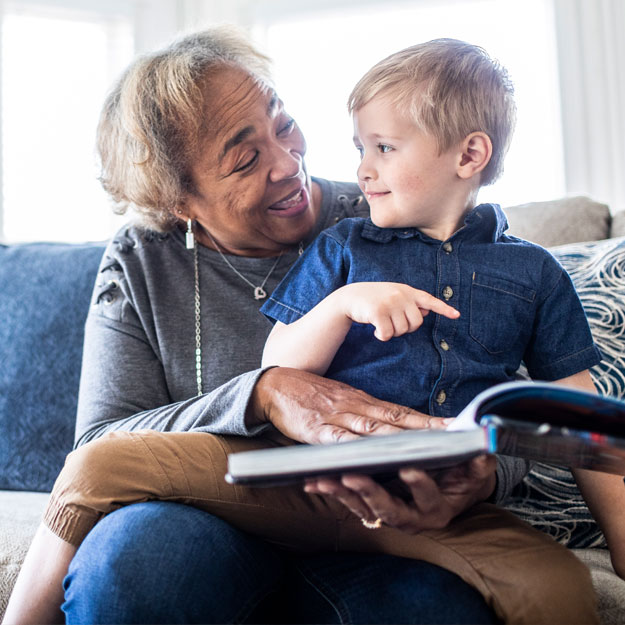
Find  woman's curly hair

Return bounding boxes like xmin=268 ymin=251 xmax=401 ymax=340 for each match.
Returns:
xmin=97 ymin=26 xmax=272 ymax=231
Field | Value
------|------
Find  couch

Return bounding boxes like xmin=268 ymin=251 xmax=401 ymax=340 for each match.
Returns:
xmin=1 ymin=196 xmax=624 ymax=623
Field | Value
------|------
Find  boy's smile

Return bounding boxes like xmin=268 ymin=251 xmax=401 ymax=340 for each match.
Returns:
xmin=353 ymin=95 xmax=470 ymax=241
xmin=363 ymin=189 xmax=390 ymax=200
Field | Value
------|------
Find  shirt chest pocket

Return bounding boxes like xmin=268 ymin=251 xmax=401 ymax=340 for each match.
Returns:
xmin=469 ymin=272 xmax=536 ymax=355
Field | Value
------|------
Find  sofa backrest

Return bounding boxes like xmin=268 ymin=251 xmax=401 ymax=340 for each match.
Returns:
xmin=504 ymin=196 xmax=611 ymax=247
xmin=1 ymin=197 xmax=623 ymax=494
xmin=0 ymin=242 xmax=105 ymax=491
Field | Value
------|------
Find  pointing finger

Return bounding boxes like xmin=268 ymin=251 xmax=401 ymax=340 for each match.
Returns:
xmin=413 ymin=292 xmax=459 ymax=320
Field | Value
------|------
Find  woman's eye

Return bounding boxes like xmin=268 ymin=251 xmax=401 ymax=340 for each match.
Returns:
xmin=233 ymin=152 xmax=258 ymax=173
xmin=378 ymin=144 xmax=393 ymax=153
xmin=355 ymin=146 xmax=364 ymax=159
xmin=278 ymin=118 xmax=295 ymax=135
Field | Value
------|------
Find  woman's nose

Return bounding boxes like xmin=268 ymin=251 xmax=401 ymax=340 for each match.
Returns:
xmin=269 ymin=144 xmax=303 ymax=183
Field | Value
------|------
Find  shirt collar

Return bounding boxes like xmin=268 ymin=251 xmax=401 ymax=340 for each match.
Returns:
xmin=361 ymin=203 xmax=509 ymax=244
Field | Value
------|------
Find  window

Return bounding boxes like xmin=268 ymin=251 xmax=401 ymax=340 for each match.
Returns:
xmin=251 ymin=0 xmax=565 ymax=209
xmin=0 ymin=0 xmax=578 ymax=242
xmin=0 ymin=0 xmax=181 ymax=243
xmin=1 ymin=1 xmax=135 ymax=243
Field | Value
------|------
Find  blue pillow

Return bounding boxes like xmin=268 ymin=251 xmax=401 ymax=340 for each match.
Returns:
xmin=0 ymin=242 xmax=105 ymax=491
xmin=506 ymin=236 xmax=625 ymax=548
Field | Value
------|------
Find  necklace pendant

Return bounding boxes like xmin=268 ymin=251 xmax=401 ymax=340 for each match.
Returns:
xmin=254 ymin=286 xmax=267 ymax=300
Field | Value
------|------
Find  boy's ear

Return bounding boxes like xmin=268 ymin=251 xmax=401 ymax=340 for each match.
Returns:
xmin=457 ymin=132 xmax=492 ymax=180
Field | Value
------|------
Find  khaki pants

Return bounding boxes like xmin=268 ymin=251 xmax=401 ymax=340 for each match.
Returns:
xmin=45 ymin=430 xmax=598 ymax=624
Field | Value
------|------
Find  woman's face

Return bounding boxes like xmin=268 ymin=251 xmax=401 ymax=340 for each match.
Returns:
xmin=183 ymin=66 xmax=318 ymax=257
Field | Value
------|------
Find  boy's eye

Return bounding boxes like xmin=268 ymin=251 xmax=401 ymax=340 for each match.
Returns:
xmin=355 ymin=145 xmax=364 ymax=158
xmin=377 ymin=144 xmax=393 ymax=153
xmin=233 ymin=151 xmax=258 ymax=173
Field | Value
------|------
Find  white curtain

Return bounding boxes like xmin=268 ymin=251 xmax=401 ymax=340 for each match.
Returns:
xmin=554 ymin=0 xmax=625 ymax=213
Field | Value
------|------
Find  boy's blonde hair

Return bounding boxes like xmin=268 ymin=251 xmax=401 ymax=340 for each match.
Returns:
xmin=348 ymin=39 xmax=516 ymax=185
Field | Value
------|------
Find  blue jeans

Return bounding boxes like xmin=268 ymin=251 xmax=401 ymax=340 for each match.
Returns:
xmin=63 ymin=502 xmax=497 ymax=624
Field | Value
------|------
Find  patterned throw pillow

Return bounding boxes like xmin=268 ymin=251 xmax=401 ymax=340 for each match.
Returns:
xmin=505 ymin=236 xmax=625 ymax=548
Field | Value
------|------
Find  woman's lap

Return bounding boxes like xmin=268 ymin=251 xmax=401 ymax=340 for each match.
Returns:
xmin=62 ymin=501 xmax=497 ymax=625
xmin=287 ymin=552 xmax=498 ymax=624
xmin=62 ymin=501 xmax=284 ymax=624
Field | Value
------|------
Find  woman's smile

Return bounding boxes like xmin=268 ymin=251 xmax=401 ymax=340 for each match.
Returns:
xmin=268 ymin=185 xmax=310 ymax=217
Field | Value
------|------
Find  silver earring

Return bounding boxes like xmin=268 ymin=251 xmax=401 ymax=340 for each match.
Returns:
xmin=186 ymin=218 xmax=195 ymax=250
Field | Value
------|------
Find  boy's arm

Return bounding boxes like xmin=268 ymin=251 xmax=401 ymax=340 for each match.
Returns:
xmin=262 ymin=290 xmax=353 ymax=376
xmin=262 ymin=282 xmax=460 ymax=375
xmin=555 ymin=370 xmax=625 ymax=578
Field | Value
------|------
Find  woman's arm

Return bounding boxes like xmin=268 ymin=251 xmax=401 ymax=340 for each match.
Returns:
xmin=74 ymin=313 xmax=273 ymax=446
xmin=262 ymin=282 xmax=460 ymax=375
xmin=76 ymin=303 xmax=451 ymax=447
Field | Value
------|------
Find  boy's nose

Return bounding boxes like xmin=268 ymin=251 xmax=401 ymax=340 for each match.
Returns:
xmin=357 ymin=158 xmax=375 ymax=182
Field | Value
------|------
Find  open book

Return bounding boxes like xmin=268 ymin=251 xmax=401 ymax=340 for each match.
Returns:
xmin=225 ymin=381 xmax=625 ymax=486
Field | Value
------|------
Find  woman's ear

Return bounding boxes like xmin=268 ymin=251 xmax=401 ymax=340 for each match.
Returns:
xmin=457 ymin=132 xmax=492 ymax=180
xmin=172 ymin=199 xmax=189 ymax=223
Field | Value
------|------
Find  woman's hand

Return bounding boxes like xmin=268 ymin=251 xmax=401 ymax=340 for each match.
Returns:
xmin=248 ymin=367 xmax=447 ymax=444
xmin=337 ymin=282 xmax=460 ymax=341
xmin=304 ymin=455 xmax=497 ymax=532
xmin=249 ymin=367 xmax=495 ymax=529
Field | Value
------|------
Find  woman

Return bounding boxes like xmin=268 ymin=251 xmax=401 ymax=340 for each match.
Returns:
xmin=6 ymin=27 xmax=537 ymax=625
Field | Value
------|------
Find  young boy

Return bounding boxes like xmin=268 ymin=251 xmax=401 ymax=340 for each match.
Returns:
xmin=260 ymin=34 xmax=625 ymax=610
xmin=5 ymin=40 xmax=618 ymax=625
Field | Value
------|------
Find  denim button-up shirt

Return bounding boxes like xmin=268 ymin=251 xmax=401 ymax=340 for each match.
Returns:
xmin=262 ymin=204 xmax=601 ymax=418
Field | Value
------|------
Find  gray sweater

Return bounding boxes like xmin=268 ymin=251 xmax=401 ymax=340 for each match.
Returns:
xmin=75 ymin=177 xmax=528 ymax=503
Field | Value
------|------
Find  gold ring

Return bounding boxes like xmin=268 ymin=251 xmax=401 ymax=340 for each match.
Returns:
xmin=361 ymin=517 xmax=383 ymax=529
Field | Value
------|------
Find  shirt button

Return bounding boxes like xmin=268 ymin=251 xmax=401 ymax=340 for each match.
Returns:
xmin=442 ymin=286 xmax=453 ymax=300
xmin=436 ymin=390 xmax=447 ymax=405
xmin=442 ymin=242 xmax=453 ymax=253
xmin=440 ymin=339 xmax=450 ymax=351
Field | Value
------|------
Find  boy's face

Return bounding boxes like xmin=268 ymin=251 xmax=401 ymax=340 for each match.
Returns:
xmin=353 ymin=95 xmax=463 ymax=235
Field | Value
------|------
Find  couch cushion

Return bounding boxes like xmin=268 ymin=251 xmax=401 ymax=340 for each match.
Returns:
xmin=506 ymin=236 xmax=625 ymax=548
xmin=573 ymin=549 xmax=625 ymax=625
xmin=0 ymin=490 xmax=49 ymax=620
xmin=0 ymin=242 xmax=105 ymax=491
xmin=504 ymin=196 xmax=611 ymax=247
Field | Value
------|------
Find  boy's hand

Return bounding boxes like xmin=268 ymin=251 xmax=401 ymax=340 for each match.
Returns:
xmin=337 ymin=282 xmax=459 ymax=341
